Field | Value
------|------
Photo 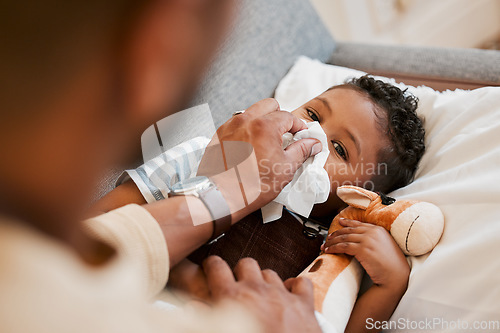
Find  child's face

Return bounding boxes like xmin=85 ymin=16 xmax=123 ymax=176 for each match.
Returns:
xmin=291 ymin=87 xmax=389 ymax=216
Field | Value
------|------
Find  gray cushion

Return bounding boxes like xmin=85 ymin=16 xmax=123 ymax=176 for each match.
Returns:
xmin=330 ymin=42 xmax=500 ymax=84
xmin=93 ymin=0 xmax=335 ymax=201
xmin=190 ymin=0 xmax=336 ymax=127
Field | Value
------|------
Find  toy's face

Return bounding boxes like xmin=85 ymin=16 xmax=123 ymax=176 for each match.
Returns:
xmin=362 ymin=198 xmax=418 ymax=232
xmin=389 ymin=201 xmax=445 ymax=255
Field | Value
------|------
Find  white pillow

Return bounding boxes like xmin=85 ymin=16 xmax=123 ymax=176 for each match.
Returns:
xmin=275 ymin=56 xmax=500 ymax=324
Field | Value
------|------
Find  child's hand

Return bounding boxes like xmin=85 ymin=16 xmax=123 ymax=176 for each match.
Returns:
xmin=321 ymin=218 xmax=410 ymax=290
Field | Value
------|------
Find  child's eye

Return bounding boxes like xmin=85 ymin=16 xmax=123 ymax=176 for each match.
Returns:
xmin=306 ymin=109 xmax=320 ymax=122
xmin=332 ymin=141 xmax=347 ymax=160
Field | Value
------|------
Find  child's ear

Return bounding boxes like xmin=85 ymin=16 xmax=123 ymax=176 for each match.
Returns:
xmin=336 ymin=186 xmax=378 ymax=210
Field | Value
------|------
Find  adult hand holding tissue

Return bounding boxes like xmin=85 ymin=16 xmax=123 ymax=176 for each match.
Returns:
xmin=261 ymin=121 xmax=330 ymax=223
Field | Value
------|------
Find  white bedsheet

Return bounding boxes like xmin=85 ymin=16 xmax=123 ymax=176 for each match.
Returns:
xmin=275 ymin=57 xmax=500 ymax=331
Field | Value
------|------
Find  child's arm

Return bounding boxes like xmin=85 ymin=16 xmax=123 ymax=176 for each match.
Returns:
xmin=322 ymin=218 xmax=410 ymax=333
xmin=88 ymin=180 xmax=147 ymax=217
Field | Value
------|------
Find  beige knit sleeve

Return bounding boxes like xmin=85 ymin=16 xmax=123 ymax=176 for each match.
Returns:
xmin=82 ymin=204 xmax=169 ymax=298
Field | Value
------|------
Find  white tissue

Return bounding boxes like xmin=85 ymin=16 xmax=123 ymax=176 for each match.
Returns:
xmin=261 ymin=121 xmax=330 ymax=223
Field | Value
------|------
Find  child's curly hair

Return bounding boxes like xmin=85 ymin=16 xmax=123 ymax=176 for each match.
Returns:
xmin=344 ymin=75 xmax=426 ymax=193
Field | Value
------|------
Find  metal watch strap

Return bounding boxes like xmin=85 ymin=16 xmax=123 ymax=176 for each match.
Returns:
xmin=198 ymin=185 xmax=231 ymax=244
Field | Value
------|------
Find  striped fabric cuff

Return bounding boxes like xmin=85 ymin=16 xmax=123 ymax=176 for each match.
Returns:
xmin=116 ymin=136 xmax=210 ymax=203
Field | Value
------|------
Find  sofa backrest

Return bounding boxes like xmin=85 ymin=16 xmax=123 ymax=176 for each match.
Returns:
xmin=190 ymin=0 xmax=336 ymax=127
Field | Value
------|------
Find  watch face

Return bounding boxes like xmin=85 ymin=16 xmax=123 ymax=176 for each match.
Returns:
xmin=171 ymin=176 xmax=211 ymax=194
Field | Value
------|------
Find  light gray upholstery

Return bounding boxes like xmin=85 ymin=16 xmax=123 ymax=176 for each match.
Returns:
xmin=190 ymin=0 xmax=336 ymax=128
xmin=93 ymin=0 xmax=335 ymax=201
xmin=330 ymin=42 xmax=500 ymax=84
xmin=94 ymin=2 xmax=500 ymax=201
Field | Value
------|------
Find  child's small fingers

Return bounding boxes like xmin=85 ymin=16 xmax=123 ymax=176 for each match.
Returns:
xmin=324 ymin=242 xmax=360 ymax=256
xmin=324 ymin=234 xmax=363 ymax=248
xmin=338 ymin=218 xmax=366 ymax=227
xmin=327 ymin=226 xmax=367 ymax=239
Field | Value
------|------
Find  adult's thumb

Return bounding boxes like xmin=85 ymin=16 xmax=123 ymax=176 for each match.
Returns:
xmin=285 ymin=277 xmax=315 ymax=301
xmin=284 ymin=138 xmax=322 ymax=170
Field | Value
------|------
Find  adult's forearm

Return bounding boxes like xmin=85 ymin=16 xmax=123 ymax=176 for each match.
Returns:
xmin=91 ymin=179 xmax=259 ymax=268
xmin=143 ymin=196 xmax=214 ymax=268
xmin=88 ymin=181 xmax=148 ymax=216
xmin=143 ymin=178 xmax=258 ymax=268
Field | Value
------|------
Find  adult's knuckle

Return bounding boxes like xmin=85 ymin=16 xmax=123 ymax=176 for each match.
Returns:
xmin=216 ymin=284 xmax=236 ymax=297
xmin=237 ymin=287 xmax=263 ymax=303
xmin=260 ymin=97 xmax=279 ymax=110
xmin=229 ymin=113 xmax=245 ymax=127
xmin=248 ymin=279 xmax=267 ymax=292
xmin=274 ymin=110 xmax=292 ymax=120
xmin=234 ymin=258 xmax=257 ymax=275
xmin=237 ymin=257 xmax=257 ymax=267
xmin=262 ymin=269 xmax=279 ymax=279
xmin=250 ymin=117 xmax=268 ymax=131
xmin=296 ymin=276 xmax=314 ymax=294
xmin=203 ymin=255 xmax=223 ymax=268
xmin=296 ymin=276 xmax=312 ymax=286
xmin=262 ymin=268 xmax=276 ymax=275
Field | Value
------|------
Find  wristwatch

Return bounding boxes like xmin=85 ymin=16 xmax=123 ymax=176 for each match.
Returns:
xmin=170 ymin=176 xmax=231 ymax=244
